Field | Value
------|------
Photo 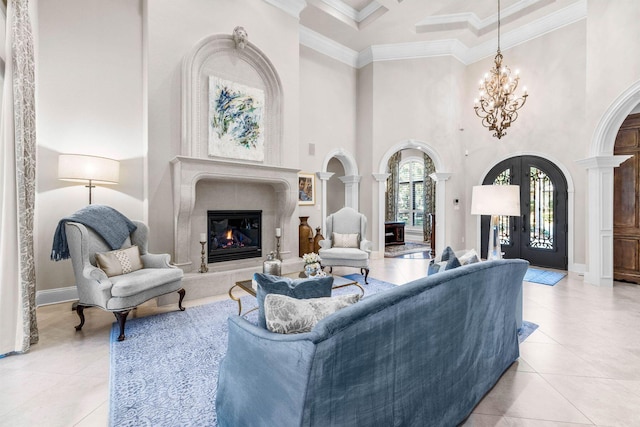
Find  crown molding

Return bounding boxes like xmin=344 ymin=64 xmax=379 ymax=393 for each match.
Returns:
xmin=320 ymin=0 xmax=382 ymax=23
xmin=357 ymin=39 xmax=468 ymax=68
xmin=299 ymin=25 xmax=359 ymax=67
xmin=415 ymin=0 xmax=548 ymax=34
xmin=263 ymin=0 xmax=308 ymax=19
xmin=301 ymin=0 xmax=586 ymax=68
xmin=463 ymin=0 xmax=587 ymax=63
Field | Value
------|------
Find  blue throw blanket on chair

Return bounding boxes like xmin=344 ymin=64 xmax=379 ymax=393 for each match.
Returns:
xmin=51 ymin=205 xmax=137 ymax=261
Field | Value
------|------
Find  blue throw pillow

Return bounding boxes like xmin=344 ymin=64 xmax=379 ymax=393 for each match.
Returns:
xmin=254 ymin=273 xmax=334 ymax=329
xmin=440 ymin=246 xmax=456 ymax=261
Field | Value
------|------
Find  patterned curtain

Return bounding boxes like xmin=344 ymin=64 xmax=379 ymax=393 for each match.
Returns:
xmin=385 ymin=152 xmax=401 ymax=221
xmin=0 ymin=0 xmax=38 ymax=357
xmin=422 ymin=153 xmax=436 ymax=242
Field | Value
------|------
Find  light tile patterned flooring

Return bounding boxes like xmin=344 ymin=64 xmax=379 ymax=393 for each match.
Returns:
xmin=1 ymin=257 xmax=639 ymax=426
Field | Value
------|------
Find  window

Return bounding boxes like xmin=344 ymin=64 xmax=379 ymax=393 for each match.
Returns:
xmin=397 ymin=158 xmax=424 ymax=227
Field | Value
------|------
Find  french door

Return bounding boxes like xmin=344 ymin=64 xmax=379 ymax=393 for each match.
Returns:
xmin=481 ymin=156 xmax=568 ymax=269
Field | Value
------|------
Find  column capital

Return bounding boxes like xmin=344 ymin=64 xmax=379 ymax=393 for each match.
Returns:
xmin=576 ymin=155 xmax=631 ymax=169
xmin=372 ymin=173 xmax=390 ymax=182
xmin=429 ymin=172 xmax=452 ymax=182
xmin=316 ymin=172 xmax=334 ymax=181
xmin=339 ymin=175 xmax=361 ymax=184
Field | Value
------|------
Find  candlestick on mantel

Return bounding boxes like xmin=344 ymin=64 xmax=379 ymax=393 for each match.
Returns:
xmin=275 ymin=227 xmax=281 ymax=237
xmin=199 ymin=233 xmax=207 ymax=243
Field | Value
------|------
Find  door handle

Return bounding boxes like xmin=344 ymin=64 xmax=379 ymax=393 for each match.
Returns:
xmin=522 ymin=214 xmax=526 ymax=232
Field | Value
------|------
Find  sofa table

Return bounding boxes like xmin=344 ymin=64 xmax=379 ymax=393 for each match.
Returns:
xmin=229 ymin=272 xmax=364 ymax=315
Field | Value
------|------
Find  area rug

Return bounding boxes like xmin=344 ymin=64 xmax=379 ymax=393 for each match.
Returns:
xmin=109 ymin=276 xmax=398 ymax=427
xmin=518 ymin=321 xmax=539 ymax=343
xmin=384 ymin=241 xmax=432 ymax=258
xmin=523 ymin=268 xmax=566 ymax=286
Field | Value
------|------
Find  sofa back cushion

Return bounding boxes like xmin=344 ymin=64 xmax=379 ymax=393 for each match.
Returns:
xmin=254 ymin=273 xmax=334 ymax=328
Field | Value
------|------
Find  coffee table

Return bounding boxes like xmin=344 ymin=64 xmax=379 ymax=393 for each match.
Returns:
xmin=229 ymin=272 xmax=364 ymax=315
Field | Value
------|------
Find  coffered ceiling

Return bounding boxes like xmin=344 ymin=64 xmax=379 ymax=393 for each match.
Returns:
xmin=267 ymin=0 xmax=586 ymax=67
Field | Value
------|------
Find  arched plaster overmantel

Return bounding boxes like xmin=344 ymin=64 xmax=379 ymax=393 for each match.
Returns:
xmin=181 ymin=33 xmax=284 ymax=164
xmin=375 ymin=140 xmax=450 ymax=256
xmin=579 ymin=80 xmax=640 ymax=286
xmin=478 ymin=151 xmax=578 ymax=273
xmin=171 ymin=156 xmax=298 ymax=270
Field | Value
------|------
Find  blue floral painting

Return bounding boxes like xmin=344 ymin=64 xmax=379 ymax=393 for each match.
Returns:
xmin=209 ymin=76 xmax=265 ymax=161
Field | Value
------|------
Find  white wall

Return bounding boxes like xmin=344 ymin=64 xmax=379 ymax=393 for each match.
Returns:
xmin=299 ymin=45 xmax=357 ymax=233
xmin=461 ymin=21 xmax=588 ymax=268
xmin=146 ymin=0 xmax=301 ymax=256
xmin=36 ymin=0 xmax=144 ymax=292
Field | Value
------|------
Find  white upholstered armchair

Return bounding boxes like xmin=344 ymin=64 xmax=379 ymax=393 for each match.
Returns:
xmin=319 ymin=207 xmax=372 ymax=283
xmin=65 ymin=220 xmax=185 ymax=341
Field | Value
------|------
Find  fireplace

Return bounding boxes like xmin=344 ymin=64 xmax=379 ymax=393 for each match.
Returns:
xmin=207 ymin=210 xmax=262 ymax=263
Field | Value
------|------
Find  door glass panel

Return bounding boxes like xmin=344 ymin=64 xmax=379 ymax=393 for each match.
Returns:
xmin=529 ymin=166 xmax=554 ymax=249
xmin=493 ymin=169 xmax=512 ymax=245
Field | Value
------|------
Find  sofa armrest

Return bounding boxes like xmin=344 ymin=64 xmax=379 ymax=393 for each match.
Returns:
xmin=141 ymin=253 xmax=173 ymax=268
xmin=319 ymin=239 xmax=332 ymax=250
xmin=360 ymin=238 xmax=372 ymax=252
xmin=216 ymin=316 xmax=319 ymax=426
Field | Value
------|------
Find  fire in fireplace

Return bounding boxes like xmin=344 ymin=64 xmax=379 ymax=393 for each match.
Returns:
xmin=207 ymin=210 xmax=262 ymax=263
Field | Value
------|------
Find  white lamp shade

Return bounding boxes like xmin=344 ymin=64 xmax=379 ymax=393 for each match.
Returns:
xmin=471 ymin=185 xmax=520 ymax=216
xmin=58 ymin=154 xmax=119 ymax=185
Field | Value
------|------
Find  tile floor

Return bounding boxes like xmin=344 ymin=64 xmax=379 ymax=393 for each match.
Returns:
xmin=1 ymin=257 xmax=639 ymax=426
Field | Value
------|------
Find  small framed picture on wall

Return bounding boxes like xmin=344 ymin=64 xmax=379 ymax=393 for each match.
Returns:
xmin=298 ymin=173 xmax=315 ymax=205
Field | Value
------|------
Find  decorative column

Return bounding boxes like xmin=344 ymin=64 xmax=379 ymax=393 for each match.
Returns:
xmin=339 ymin=175 xmax=361 ymax=211
xmin=372 ymin=173 xmax=391 ymax=257
xmin=429 ymin=172 xmax=453 ymax=256
xmin=316 ymin=172 xmax=334 ymax=234
xmin=577 ymin=155 xmax=631 ymax=287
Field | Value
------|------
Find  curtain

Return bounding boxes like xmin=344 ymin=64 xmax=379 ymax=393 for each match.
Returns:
xmin=422 ymin=153 xmax=436 ymax=242
xmin=385 ymin=152 xmax=401 ymax=222
xmin=0 ymin=0 xmax=38 ymax=357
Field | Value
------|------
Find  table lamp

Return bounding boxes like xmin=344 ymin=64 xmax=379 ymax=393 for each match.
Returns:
xmin=471 ymin=185 xmax=520 ymax=260
xmin=58 ymin=154 xmax=120 ymax=204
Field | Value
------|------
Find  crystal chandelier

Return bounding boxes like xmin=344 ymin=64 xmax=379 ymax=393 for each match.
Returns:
xmin=474 ymin=0 xmax=528 ymax=139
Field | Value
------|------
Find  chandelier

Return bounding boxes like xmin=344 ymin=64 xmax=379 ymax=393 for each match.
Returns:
xmin=474 ymin=0 xmax=528 ymax=139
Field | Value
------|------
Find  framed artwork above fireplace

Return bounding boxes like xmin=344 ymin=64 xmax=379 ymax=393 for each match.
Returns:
xmin=208 ymin=75 xmax=265 ymax=162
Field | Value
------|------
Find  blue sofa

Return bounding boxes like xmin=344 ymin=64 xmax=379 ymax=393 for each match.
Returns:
xmin=216 ymin=259 xmax=528 ymax=426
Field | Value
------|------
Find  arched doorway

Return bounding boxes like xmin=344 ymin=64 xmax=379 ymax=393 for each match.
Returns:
xmin=482 ymin=156 xmax=568 ymax=269
xmin=385 ymin=150 xmax=436 ymax=245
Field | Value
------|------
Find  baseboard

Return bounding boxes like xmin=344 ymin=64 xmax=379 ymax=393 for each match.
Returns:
xmin=36 ymin=286 xmax=78 ymax=307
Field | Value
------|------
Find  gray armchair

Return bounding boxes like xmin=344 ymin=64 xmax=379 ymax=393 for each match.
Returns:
xmin=319 ymin=207 xmax=372 ymax=283
xmin=65 ymin=220 xmax=185 ymax=341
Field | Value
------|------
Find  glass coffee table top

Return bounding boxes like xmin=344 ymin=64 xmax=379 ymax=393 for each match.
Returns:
xmin=229 ymin=271 xmax=364 ymax=315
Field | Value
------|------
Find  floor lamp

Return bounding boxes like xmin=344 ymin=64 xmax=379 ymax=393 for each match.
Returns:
xmin=58 ymin=154 xmax=120 ymax=204
xmin=471 ymin=185 xmax=520 ymax=260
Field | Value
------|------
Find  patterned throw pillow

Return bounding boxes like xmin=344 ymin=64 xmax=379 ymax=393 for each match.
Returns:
xmin=254 ymin=273 xmax=334 ymax=329
xmin=264 ymin=293 xmax=361 ymax=334
xmin=95 ymin=245 xmax=143 ymax=277
xmin=459 ymin=249 xmax=480 ymax=265
xmin=332 ymin=232 xmax=359 ymax=248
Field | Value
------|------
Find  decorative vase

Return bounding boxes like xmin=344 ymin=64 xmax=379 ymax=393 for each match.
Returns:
xmin=313 ymin=227 xmax=324 ymax=254
xmin=304 ymin=263 xmax=319 ymax=278
xmin=263 ymin=251 xmax=281 ymax=276
xmin=299 ymin=216 xmax=314 ymax=257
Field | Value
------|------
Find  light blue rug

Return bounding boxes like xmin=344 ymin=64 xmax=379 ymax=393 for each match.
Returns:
xmin=109 ymin=276 xmax=397 ymax=427
xmin=523 ymin=268 xmax=567 ymax=286
xmin=518 ymin=321 xmax=539 ymax=343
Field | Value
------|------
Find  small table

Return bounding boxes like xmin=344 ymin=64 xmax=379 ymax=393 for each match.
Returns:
xmin=229 ymin=272 xmax=365 ymax=315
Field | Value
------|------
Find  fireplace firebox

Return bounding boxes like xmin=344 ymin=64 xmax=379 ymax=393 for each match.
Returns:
xmin=207 ymin=210 xmax=262 ymax=263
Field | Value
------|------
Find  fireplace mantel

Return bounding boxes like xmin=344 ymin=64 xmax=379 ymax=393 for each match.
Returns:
xmin=171 ymin=156 xmax=299 ymax=270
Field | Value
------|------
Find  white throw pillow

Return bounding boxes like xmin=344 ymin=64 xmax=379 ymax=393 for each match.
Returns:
xmin=264 ymin=293 xmax=361 ymax=334
xmin=459 ymin=249 xmax=480 ymax=265
xmin=95 ymin=245 xmax=143 ymax=277
xmin=332 ymin=232 xmax=359 ymax=248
